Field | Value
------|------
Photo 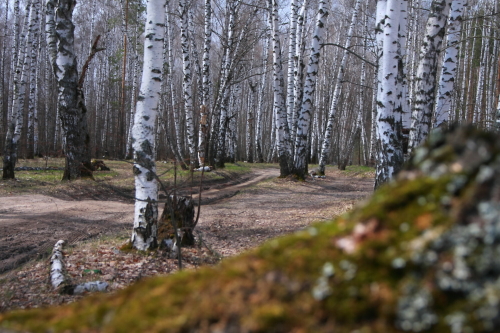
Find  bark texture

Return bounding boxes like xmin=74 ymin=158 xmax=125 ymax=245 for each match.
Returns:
xmin=46 ymin=0 xmax=93 ymax=180
xmin=131 ymin=0 xmax=165 ymax=251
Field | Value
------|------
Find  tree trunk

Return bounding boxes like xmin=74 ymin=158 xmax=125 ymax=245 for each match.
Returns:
xmin=293 ymin=0 xmax=329 ymax=179
xmin=408 ymin=0 xmax=451 ymax=151
xmin=45 ymin=0 xmax=93 ymax=180
xmin=269 ymin=0 xmax=291 ymax=177
xmin=433 ymin=0 xmax=466 ymax=128
xmin=197 ymin=0 xmax=212 ymax=167
xmin=3 ymin=0 xmax=32 ymax=179
xmin=317 ymin=0 xmax=361 ymax=175
xmin=130 ymin=0 xmax=165 ymax=251
xmin=179 ymin=0 xmax=197 ymax=169
xmin=374 ymin=0 xmax=405 ymax=188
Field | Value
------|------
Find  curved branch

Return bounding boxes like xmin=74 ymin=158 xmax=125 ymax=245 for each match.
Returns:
xmin=321 ymin=43 xmax=376 ymax=67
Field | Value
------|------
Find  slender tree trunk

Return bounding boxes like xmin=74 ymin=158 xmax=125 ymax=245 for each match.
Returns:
xmin=165 ymin=2 xmax=186 ymax=167
xmin=197 ymin=0 xmax=211 ymax=167
xmin=3 ymin=0 xmax=32 ymax=179
xmin=179 ymin=0 xmax=197 ymax=168
xmin=317 ymin=0 xmax=361 ymax=175
xmin=374 ymin=0 xmax=405 ymax=188
xmin=131 ymin=0 xmax=165 ymax=251
xmin=473 ymin=21 xmax=489 ymax=127
xmin=408 ymin=0 xmax=451 ymax=151
xmin=27 ymin=0 xmax=41 ymax=159
xmin=293 ymin=0 xmax=329 ymax=179
xmin=269 ymin=0 xmax=291 ymax=177
xmin=286 ymin=0 xmax=298 ymax=135
xmin=255 ymin=13 xmax=270 ymax=163
xmin=434 ymin=0 xmax=466 ymax=128
xmin=246 ymin=80 xmax=256 ymax=163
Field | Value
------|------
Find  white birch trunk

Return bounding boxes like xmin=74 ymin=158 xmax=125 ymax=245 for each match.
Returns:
xmin=255 ymin=12 xmax=271 ymax=163
xmin=269 ymin=0 xmax=291 ymax=176
xmin=47 ymin=0 xmax=93 ymax=180
xmin=0 ymin=0 xmax=8 ymax=140
xmin=293 ymin=0 xmax=329 ymax=179
xmin=179 ymin=0 xmax=196 ymax=168
xmin=131 ymin=0 xmax=165 ymax=251
xmin=408 ymin=0 xmax=451 ymax=151
xmin=125 ymin=24 xmax=140 ymax=159
xmin=375 ymin=0 xmax=405 ymax=188
xmin=28 ymin=0 xmax=41 ymax=159
xmin=197 ymin=0 xmax=211 ymax=166
xmin=3 ymin=0 xmax=32 ymax=179
xmin=396 ymin=0 xmax=409 ymax=130
xmin=317 ymin=0 xmax=361 ymax=175
xmin=165 ymin=2 xmax=185 ymax=165
xmin=246 ymin=80 xmax=257 ymax=163
xmin=434 ymin=0 xmax=466 ymax=128
xmin=215 ymin=0 xmax=238 ymax=168
xmin=286 ymin=0 xmax=298 ymax=133
xmin=292 ymin=0 xmax=308 ymax=145
xmin=473 ymin=22 xmax=489 ymax=126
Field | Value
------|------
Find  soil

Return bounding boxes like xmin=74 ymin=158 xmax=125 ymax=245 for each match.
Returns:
xmin=0 ymin=166 xmax=374 ymax=312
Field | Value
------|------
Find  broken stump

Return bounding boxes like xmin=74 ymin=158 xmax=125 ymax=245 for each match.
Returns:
xmin=158 ymin=196 xmax=196 ymax=247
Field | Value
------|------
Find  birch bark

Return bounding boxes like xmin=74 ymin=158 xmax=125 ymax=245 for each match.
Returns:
xmin=408 ymin=0 xmax=451 ymax=151
xmin=3 ymin=0 xmax=32 ymax=179
xmin=434 ymin=0 xmax=466 ymax=128
xmin=375 ymin=0 xmax=405 ymax=188
xmin=45 ymin=0 xmax=93 ymax=181
xmin=317 ymin=0 xmax=361 ymax=175
xmin=179 ymin=0 xmax=197 ymax=168
xmin=255 ymin=12 xmax=271 ymax=163
xmin=197 ymin=0 xmax=211 ymax=166
xmin=27 ymin=0 xmax=41 ymax=159
xmin=286 ymin=0 xmax=298 ymax=133
xmin=131 ymin=0 xmax=165 ymax=251
xmin=165 ymin=3 xmax=186 ymax=167
xmin=269 ymin=0 xmax=291 ymax=176
xmin=293 ymin=0 xmax=329 ymax=179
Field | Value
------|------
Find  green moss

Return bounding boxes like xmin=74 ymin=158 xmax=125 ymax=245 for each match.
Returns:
xmin=3 ymin=127 xmax=500 ymax=332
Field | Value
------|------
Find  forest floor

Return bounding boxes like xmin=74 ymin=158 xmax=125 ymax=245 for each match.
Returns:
xmin=0 ymin=160 xmax=374 ymax=312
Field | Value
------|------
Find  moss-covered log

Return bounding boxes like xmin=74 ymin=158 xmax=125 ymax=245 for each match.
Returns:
xmin=2 ymin=126 xmax=500 ymax=332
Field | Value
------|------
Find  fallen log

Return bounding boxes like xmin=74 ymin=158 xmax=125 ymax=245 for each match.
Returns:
xmin=49 ymin=240 xmax=108 ymax=295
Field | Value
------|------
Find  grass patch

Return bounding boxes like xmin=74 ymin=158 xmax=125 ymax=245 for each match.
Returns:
xmin=338 ymin=165 xmax=375 ymax=178
xmin=0 ymin=159 xmax=265 ymax=198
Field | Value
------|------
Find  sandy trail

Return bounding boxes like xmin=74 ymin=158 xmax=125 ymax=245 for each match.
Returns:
xmin=0 ymin=168 xmax=373 ymax=273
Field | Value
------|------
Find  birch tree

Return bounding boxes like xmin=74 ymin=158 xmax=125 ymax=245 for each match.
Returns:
xmin=375 ymin=0 xmax=405 ymax=188
xmin=197 ymin=0 xmax=212 ymax=167
xmin=27 ymin=0 xmax=41 ymax=159
xmin=269 ymin=0 xmax=291 ymax=176
xmin=3 ymin=0 xmax=32 ymax=179
xmin=45 ymin=0 xmax=94 ymax=180
xmin=408 ymin=0 xmax=451 ymax=151
xmin=293 ymin=0 xmax=329 ymax=179
xmin=179 ymin=0 xmax=197 ymax=168
xmin=130 ymin=0 xmax=165 ymax=251
xmin=316 ymin=0 xmax=361 ymax=175
xmin=433 ymin=0 xmax=466 ymax=128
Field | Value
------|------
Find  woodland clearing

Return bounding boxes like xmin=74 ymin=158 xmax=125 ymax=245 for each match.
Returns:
xmin=0 ymin=159 xmax=374 ymax=312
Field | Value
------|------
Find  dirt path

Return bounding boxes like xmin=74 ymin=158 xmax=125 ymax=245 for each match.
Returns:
xmin=0 ymin=167 xmax=373 ymax=274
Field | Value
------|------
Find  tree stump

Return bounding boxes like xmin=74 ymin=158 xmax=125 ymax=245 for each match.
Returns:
xmin=158 ymin=196 xmax=196 ymax=247
xmin=91 ymin=160 xmax=110 ymax=171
